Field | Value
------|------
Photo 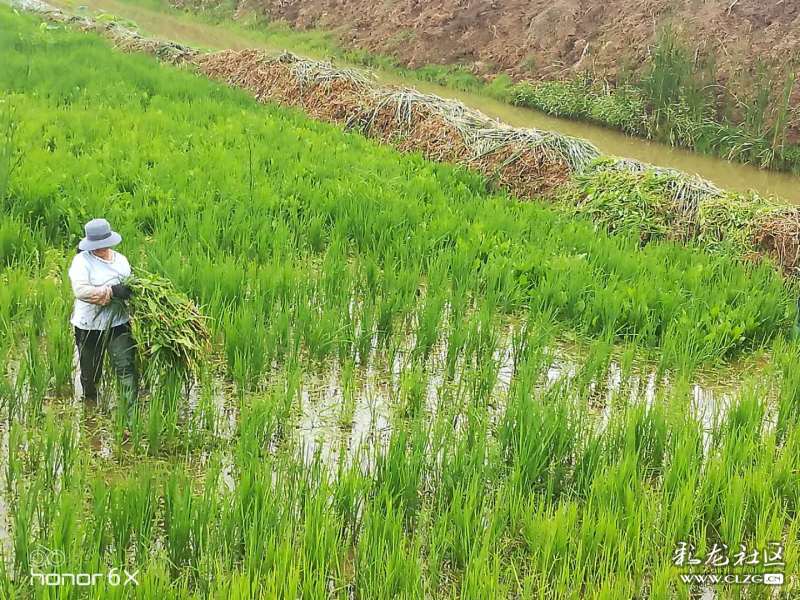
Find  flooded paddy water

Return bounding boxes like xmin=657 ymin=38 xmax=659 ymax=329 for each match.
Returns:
xmin=0 ymin=323 xmax=782 ymax=598
xmin=4 ymin=322 xmax=771 ymax=474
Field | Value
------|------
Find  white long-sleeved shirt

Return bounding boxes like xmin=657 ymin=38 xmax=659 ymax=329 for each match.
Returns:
xmin=68 ymin=250 xmax=131 ymax=330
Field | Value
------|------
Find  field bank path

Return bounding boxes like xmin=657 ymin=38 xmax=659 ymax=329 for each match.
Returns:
xmin=40 ymin=0 xmax=800 ymax=202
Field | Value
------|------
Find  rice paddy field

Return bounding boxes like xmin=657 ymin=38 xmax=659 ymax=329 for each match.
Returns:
xmin=1 ymin=6 xmax=800 ymax=599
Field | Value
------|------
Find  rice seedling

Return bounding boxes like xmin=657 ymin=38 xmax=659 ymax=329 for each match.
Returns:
xmin=187 ymin=372 xmax=222 ymax=445
xmin=42 ymin=300 xmax=73 ymax=398
xmin=336 ymin=357 xmax=357 ymax=427
xmin=0 ymin=99 xmax=22 ymax=203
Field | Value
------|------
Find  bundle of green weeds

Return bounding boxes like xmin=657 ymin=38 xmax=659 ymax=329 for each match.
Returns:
xmin=117 ymin=270 xmax=211 ymax=386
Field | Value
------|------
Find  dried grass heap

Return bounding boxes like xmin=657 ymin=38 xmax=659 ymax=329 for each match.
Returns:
xmin=752 ymin=208 xmax=800 ymax=276
xmin=197 ymin=51 xmax=597 ymax=196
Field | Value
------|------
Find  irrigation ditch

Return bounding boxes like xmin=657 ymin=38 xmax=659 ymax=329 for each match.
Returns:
xmin=15 ymin=0 xmax=800 ymax=279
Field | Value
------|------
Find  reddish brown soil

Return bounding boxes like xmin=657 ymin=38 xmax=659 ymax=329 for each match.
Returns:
xmin=184 ymin=0 xmax=800 ymax=90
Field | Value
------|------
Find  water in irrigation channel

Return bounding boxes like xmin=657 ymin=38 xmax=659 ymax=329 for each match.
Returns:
xmin=36 ymin=0 xmax=800 ymax=202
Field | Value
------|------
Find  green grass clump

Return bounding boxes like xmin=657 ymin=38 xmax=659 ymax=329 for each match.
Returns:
xmin=513 ymin=78 xmax=593 ymax=120
xmin=568 ymin=157 xmax=800 ymax=280
xmin=571 ymin=166 xmax=678 ymax=242
xmin=121 ymin=271 xmax=212 ymax=386
xmin=509 ymin=28 xmax=800 ymax=174
xmin=696 ymin=193 xmax=770 ymax=255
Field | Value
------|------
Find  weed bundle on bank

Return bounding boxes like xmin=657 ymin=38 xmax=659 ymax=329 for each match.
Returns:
xmin=338 ymin=89 xmax=583 ymax=195
xmin=197 ymin=50 xmax=371 ymax=124
xmin=752 ymin=206 xmax=800 ymax=276
xmin=608 ymin=158 xmax=723 ymax=206
xmin=571 ymin=157 xmax=800 ymax=272
xmin=112 ymin=30 xmax=197 ymax=64
xmin=695 ymin=193 xmax=770 ymax=255
xmin=119 ymin=271 xmax=212 ymax=386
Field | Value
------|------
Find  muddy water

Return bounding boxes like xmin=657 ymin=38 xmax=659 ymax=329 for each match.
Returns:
xmin=293 ymin=331 xmax=757 ymax=471
xmin=41 ymin=0 xmax=800 ymax=202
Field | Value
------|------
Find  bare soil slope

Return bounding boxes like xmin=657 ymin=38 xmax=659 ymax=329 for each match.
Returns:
xmin=188 ymin=0 xmax=800 ymax=88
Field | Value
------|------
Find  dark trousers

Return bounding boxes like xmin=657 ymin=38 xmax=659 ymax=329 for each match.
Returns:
xmin=74 ymin=323 xmax=138 ymax=413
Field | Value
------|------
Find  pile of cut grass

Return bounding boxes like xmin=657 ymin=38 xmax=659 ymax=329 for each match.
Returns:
xmin=121 ymin=271 xmax=212 ymax=386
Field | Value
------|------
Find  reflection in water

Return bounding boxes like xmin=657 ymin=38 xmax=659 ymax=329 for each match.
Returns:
xmin=293 ymin=334 xmax=747 ymax=471
xmin=0 ymin=425 xmax=11 ymax=571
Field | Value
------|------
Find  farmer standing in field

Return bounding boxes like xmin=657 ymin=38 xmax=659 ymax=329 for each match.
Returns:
xmin=69 ymin=218 xmax=138 ymax=418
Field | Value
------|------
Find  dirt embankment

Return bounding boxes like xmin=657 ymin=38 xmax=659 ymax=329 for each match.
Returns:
xmin=180 ymin=0 xmax=800 ymax=88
